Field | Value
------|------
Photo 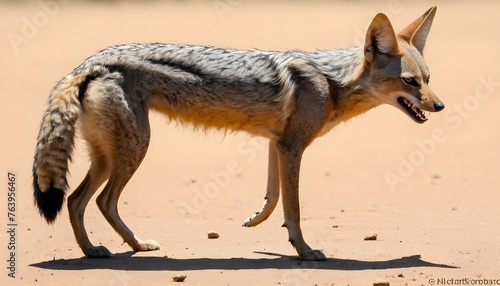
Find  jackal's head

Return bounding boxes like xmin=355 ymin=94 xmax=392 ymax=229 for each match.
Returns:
xmin=363 ymin=6 xmax=444 ymax=123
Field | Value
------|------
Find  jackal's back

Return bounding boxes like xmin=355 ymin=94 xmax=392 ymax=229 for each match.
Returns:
xmin=74 ymin=43 xmax=300 ymax=136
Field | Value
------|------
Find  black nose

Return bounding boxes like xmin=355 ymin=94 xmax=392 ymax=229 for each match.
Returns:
xmin=434 ymin=102 xmax=445 ymax=111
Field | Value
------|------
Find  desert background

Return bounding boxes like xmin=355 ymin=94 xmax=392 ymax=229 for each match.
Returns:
xmin=1 ymin=0 xmax=499 ymax=285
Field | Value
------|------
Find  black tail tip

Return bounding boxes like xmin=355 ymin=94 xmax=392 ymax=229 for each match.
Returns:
xmin=33 ymin=174 xmax=65 ymax=224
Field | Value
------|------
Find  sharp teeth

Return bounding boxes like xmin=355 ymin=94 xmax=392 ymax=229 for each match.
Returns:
xmin=418 ymin=111 xmax=428 ymax=121
xmin=401 ymin=98 xmax=428 ymax=121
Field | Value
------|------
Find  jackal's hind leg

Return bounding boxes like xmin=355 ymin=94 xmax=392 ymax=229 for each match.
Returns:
xmin=243 ymin=140 xmax=280 ymax=227
xmin=96 ymin=170 xmax=161 ymax=253
xmin=95 ymin=126 xmax=160 ymax=253
xmin=68 ymin=157 xmax=112 ymax=258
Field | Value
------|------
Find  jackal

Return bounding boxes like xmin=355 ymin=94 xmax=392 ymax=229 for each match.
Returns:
xmin=33 ymin=7 xmax=443 ymax=260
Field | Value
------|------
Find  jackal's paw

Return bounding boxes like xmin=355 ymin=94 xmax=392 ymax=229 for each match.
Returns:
xmin=133 ymin=239 xmax=161 ymax=252
xmin=242 ymin=213 xmax=258 ymax=227
xmin=299 ymin=249 xmax=327 ymax=261
xmin=84 ymin=246 xmax=112 ymax=258
xmin=242 ymin=211 xmax=268 ymax=227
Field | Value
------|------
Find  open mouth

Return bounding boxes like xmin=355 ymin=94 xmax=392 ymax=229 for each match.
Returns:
xmin=397 ymin=97 xmax=428 ymax=123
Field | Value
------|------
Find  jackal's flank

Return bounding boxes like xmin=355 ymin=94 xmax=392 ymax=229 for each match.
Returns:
xmin=33 ymin=7 xmax=444 ymax=260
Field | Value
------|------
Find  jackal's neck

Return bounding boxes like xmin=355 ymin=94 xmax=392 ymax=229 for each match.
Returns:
xmin=304 ymin=47 xmax=380 ymax=122
xmin=303 ymin=47 xmax=365 ymax=87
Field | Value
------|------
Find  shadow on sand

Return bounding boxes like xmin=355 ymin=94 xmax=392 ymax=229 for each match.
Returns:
xmin=30 ymin=251 xmax=457 ymax=271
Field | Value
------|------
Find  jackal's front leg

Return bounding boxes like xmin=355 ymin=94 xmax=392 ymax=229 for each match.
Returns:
xmin=272 ymin=60 xmax=331 ymax=260
xmin=243 ymin=140 xmax=280 ymax=227
xmin=277 ymin=139 xmax=326 ymax=261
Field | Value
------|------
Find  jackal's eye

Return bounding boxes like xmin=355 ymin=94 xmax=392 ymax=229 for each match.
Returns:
xmin=402 ymin=77 xmax=419 ymax=88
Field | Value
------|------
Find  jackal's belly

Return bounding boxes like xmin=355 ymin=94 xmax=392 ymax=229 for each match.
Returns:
xmin=148 ymin=91 xmax=287 ymax=139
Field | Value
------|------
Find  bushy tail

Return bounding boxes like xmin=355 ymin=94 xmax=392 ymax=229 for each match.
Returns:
xmin=33 ymin=69 xmax=99 ymax=223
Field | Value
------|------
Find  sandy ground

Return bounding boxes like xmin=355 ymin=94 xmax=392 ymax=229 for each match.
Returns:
xmin=1 ymin=0 xmax=500 ymax=285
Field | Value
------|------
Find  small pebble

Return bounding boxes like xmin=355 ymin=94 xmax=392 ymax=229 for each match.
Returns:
xmin=172 ymin=275 xmax=186 ymax=282
xmin=364 ymin=233 xmax=378 ymax=241
xmin=208 ymin=231 xmax=219 ymax=239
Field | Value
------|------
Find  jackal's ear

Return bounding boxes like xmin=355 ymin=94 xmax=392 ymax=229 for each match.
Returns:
xmin=364 ymin=13 xmax=400 ymax=63
xmin=397 ymin=6 xmax=437 ymax=54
